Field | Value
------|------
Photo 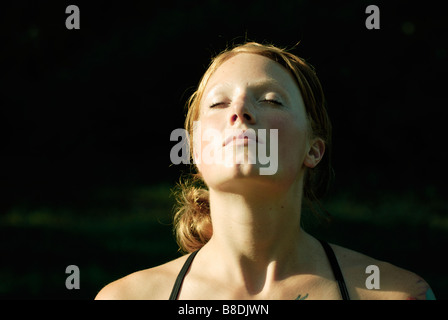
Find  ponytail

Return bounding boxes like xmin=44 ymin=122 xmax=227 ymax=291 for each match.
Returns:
xmin=172 ymin=175 xmax=212 ymax=253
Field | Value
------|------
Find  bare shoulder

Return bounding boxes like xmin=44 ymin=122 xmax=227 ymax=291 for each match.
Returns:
xmin=95 ymin=254 xmax=190 ymax=300
xmin=330 ymin=243 xmax=435 ymax=300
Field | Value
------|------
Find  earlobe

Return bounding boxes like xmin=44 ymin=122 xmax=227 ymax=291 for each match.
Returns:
xmin=304 ymin=138 xmax=325 ymax=168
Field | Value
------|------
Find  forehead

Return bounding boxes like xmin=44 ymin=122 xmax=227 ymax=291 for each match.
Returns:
xmin=203 ymin=53 xmax=300 ymax=96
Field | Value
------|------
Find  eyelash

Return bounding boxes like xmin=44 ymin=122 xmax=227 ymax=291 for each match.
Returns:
xmin=209 ymin=102 xmax=225 ymax=108
xmin=209 ymin=99 xmax=283 ymax=108
xmin=261 ymin=99 xmax=283 ymax=106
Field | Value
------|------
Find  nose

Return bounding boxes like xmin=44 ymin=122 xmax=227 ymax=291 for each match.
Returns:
xmin=229 ymin=96 xmax=256 ymax=126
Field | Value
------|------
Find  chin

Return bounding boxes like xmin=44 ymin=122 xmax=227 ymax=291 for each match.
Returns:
xmin=203 ymin=163 xmax=289 ymax=194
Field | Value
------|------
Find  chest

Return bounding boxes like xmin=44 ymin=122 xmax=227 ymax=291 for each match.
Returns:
xmin=177 ymin=274 xmax=344 ymax=300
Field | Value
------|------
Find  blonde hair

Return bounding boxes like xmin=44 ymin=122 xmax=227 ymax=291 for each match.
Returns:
xmin=173 ymin=42 xmax=333 ymax=254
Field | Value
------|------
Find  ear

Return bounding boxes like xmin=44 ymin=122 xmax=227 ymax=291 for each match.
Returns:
xmin=303 ymin=138 xmax=325 ymax=168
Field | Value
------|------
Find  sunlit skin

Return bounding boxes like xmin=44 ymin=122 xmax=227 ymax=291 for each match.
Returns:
xmin=195 ymin=53 xmax=323 ymax=194
xmin=95 ymin=53 xmax=435 ymax=300
xmin=190 ymin=53 xmax=326 ymax=298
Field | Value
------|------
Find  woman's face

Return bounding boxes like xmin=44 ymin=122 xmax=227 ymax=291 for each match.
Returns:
xmin=194 ymin=53 xmax=315 ymax=193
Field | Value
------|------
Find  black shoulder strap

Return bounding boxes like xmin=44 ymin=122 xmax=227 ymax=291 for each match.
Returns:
xmin=169 ymin=250 xmax=200 ymax=300
xmin=318 ymin=240 xmax=350 ymax=300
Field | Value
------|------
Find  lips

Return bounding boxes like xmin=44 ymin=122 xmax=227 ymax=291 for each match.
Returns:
xmin=222 ymin=129 xmax=264 ymax=147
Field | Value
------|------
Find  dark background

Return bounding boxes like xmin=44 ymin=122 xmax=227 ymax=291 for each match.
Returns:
xmin=1 ymin=0 xmax=447 ymax=299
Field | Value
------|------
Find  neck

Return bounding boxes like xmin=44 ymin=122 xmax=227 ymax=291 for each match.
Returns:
xmin=203 ymin=179 xmax=313 ymax=295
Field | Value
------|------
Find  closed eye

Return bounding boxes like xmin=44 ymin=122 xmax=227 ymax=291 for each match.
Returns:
xmin=261 ymin=99 xmax=283 ymax=106
xmin=210 ymin=99 xmax=282 ymax=108
xmin=209 ymin=102 xmax=227 ymax=108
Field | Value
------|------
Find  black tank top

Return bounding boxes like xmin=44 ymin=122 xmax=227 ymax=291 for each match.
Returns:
xmin=169 ymin=239 xmax=350 ymax=300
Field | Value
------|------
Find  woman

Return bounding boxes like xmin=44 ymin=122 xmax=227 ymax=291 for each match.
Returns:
xmin=96 ymin=42 xmax=435 ymax=300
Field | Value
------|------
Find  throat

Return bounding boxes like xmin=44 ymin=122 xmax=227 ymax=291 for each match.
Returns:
xmin=208 ymin=188 xmax=303 ymax=252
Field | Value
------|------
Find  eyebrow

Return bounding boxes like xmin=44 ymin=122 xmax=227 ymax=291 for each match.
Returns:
xmin=248 ymin=79 xmax=290 ymax=98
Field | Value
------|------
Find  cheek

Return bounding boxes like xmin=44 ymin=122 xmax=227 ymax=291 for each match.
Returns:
xmin=193 ymin=118 xmax=224 ymax=167
xmin=269 ymin=115 xmax=308 ymax=172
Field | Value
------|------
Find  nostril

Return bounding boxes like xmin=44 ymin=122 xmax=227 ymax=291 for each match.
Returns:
xmin=231 ymin=112 xmax=253 ymax=124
